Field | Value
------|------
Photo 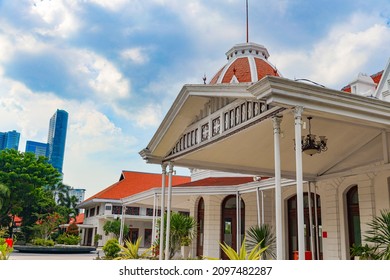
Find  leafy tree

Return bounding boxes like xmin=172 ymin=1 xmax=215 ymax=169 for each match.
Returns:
xmin=103 ymin=219 xmax=129 ymax=239
xmin=66 ymin=222 xmax=79 ymax=236
xmin=31 ymin=212 xmax=62 ymax=240
xmin=102 ymin=238 xmax=121 ymax=259
xmin=0 ymin=183 xmax=10 ymax=211
xmin=49 ymin=183 xmax=79 ymax=217
xmin=0 ymin=149 xmax=62 ymax=239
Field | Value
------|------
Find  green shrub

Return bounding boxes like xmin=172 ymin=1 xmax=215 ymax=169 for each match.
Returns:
xmin=56 ymin=233 xmax=81 ymax=245
xmin=32 ymin=238 xmax=54 ymax=246
xmin=102 ymin=239 xmax=120 ymax=259
xmin=0 ymin=238 xmax=13 ymax=260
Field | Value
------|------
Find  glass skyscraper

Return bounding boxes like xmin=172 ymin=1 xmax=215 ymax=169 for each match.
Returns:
xmin=0 ymin=130 xmax=20 ymax=151
xmin=25 ymin=140 xmax=48 ymax=158
xmin=47 ymin=109 xmax=68 ymax=174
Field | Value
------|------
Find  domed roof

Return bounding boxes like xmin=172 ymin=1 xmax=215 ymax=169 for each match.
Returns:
xmin=209 ymin=42 xmax=281 ymax=84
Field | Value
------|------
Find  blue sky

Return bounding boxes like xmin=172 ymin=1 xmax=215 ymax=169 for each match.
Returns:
xmin=1 ymin=0 xmax=390 ymax=198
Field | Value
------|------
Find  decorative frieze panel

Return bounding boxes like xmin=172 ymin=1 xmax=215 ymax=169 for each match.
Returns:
xmin=167 ymin=99 xmax=272 ymax=157
xmin=212 ymin=117 xmax=221 ymax=137
xmin=201 ymin=123 xmax=209 ymax=142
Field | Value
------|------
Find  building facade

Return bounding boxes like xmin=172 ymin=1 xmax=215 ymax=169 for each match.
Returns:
xmin=68 ymin=188 xmax=86 ymax=205
xmin=25 ymin=140 xmax=48 ymax=158
xmin=47 ymin=109 xmax=68 ymax=174
xmin=77 ymin=171 xmax=190 ymax=247
xmin=0 ymin=130 xmax=20 ymax=151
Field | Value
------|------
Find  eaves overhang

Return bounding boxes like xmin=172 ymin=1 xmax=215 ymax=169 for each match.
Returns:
xmin=76 ymin=198 xmax=121 ymax=209
xmin=250 ymin=76 xmax=390 ymax=128
xmin=140 ymin=83 xmax=253 ymax=164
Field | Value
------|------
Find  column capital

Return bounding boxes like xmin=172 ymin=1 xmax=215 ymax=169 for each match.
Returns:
xmin=168 ymin=161 xmax=174 ymax=173
xmin=272 ymin=115 xmax=283 ymax=132
xmin=293 ymin=106 xmax=304 ymax=118
xmin=161 ymin=163 xmax=168 ymax=173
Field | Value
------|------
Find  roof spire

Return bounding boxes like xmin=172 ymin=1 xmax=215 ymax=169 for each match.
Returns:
xmin=246 ymin=0 xmax=249 ymax=43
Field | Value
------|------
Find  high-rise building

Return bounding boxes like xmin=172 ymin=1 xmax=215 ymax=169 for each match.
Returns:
xmin=47 ymin=109 xmax=68 ymax=174
xmin=25 ymin=140 xmax=48 ymax=158
xmin=0 ymin=130 xmax=20 ymax=151
xmin=68 ymin=188 xmax=86 ymax=205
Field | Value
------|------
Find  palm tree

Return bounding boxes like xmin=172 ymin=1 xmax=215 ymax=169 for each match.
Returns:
xmin=246 ymin=224 xmax=276 ymax=260
xmin=364 ymin=209 xmax=390 ymax=260
xmin=48 ymin=182 xmax=69 ymax=204
xmin=156 ymin=212 xmax=197 ymax=259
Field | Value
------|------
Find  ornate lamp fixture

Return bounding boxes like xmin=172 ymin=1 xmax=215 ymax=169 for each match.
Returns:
xmin=301 ymin=117 xmax=328 ymax=156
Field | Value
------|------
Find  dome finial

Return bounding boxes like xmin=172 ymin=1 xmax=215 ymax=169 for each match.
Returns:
xmin=246 ymin=0 xmax=249 ymax=43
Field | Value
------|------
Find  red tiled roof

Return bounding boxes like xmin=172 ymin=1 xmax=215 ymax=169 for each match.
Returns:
xmin=173 ymin=177 xmax=256 ymax=187
xmin=210 ymin=57 xmax=279 ymax=85
xmin=371 ymin=70 xmax=384 ymax=84
xmin=13 ymin=216 xmax=22 ymax=227
xmin=69 ymin=213 xmax=84 ymax=224
xmin=341 ymin=70 xmax=384 ymax=92
xmin=84 ymin=171 xmax=191 ymax=201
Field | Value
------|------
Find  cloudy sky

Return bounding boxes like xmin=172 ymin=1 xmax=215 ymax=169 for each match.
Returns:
xmin=1 ymin=0 xmax=390 ymax=198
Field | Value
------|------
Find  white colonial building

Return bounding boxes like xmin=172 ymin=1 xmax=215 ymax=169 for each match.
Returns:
xmin=134 ymin=41 xmax=390 ymax=260
xmin=76 ymin=171 xmax=190 ymax=247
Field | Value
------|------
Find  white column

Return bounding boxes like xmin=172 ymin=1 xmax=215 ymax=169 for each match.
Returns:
xmin=118 ymin=202 xmax=126 ymax=244
xmin=256 ymin=188 xmax=261 ymax=226
xmin=159 ymin=164 xmax=167 ymax=260
xmin=272 ymin=115 xmax=283 ymax=259
xmin=165 ymin=162 xmax=174 ymax=260
xmin=294 ymin=106 xmax=305 ymax=260
xmin=152 ymin=193 xmax=157 ymax=245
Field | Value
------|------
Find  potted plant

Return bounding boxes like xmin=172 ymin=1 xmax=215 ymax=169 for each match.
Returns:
xmin=180 ymin=236 xmax=191 ymax=259
xmin=94 ymin=234 xmax=102 ymax=247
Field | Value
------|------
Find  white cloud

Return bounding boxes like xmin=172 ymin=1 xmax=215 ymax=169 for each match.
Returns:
xmin=272 ymin=13 xmax=390 ymax=88
xmin=120 ymin=47 xmax=150 ymax=64
xmin=131 ymin=103 xmax=162 ymax=128
xmin=30 ymin=0 xmax=80 ymax=38
xmin=69 ymin=49 xmax=131 ymax=100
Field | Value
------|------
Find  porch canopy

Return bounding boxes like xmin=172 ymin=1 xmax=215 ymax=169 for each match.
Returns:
xmin=140 ymin=75 xmax=390 ymax=259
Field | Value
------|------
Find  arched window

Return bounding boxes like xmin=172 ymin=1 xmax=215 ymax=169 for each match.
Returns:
xmin=221 ymin=195 xmax=245 ymax=259
xmin=287 ymin=192 xmax=322 ymax=259
xmin=346 ymin=185 xmax=361 ymax=258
